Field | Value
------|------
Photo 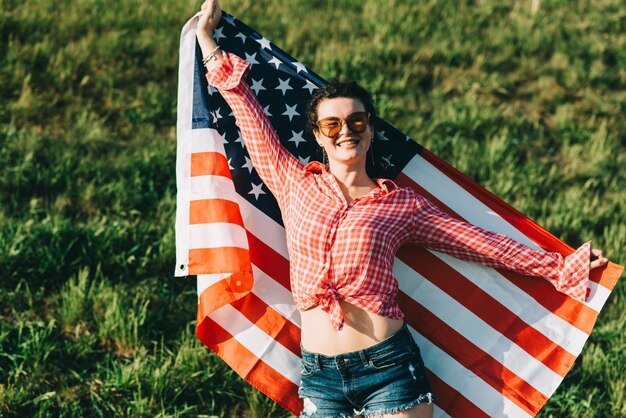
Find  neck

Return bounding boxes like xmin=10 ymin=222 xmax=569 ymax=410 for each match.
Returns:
xmin=328 ymin=161 xmax=376 ymax=202
xmin=328 ymin=161 xmax=370 ymax=186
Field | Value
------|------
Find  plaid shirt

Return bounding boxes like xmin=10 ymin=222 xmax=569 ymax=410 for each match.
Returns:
xmin=206 ymin=53 xmax=591 ymax=330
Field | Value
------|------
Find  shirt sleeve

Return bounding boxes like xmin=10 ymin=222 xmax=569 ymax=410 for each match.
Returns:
xmin=205 ymin=52 xmax=304 ymax=202
xmin=411 ymin=194 xmax=591 ymax=302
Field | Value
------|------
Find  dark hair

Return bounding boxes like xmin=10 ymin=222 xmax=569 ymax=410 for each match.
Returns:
xmin=305 ymin=78 xmax=378 ymax=133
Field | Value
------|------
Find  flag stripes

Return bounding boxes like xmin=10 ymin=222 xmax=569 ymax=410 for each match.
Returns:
xmin=176 ymin=12 xmax=623 ymax=417
xmin=396 ymin=169 xmax=601 ymax=333
xmin=189 ymin=198 xmax=243 ymax=224
xmin=395 ymin=254 xmax=570 ymax=385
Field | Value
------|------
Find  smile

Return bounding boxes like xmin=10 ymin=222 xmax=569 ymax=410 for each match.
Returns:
xmin=336 ymin=138 xmax=360 ymax=147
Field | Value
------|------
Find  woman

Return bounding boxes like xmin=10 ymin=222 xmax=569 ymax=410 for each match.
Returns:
xmin=195 ymin=1 xmax=608 ymax=417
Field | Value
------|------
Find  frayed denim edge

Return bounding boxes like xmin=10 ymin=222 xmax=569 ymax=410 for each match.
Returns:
xmin=299 ymin=412 xmax=355 ymax=418
xmin=359 ymin=392 xmax=436 ymax=417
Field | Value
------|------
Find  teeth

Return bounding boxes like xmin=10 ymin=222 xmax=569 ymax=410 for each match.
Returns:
xmin=338 ymin=140 xmax=358 ymax=147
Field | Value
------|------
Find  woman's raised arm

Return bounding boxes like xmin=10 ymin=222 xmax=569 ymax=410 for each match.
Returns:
xmin=195 ymin=0 xmax=304 ymax=202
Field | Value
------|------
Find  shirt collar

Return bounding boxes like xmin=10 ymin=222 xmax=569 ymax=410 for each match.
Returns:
xmin=304 ymin=162 xmax=398 ymax=194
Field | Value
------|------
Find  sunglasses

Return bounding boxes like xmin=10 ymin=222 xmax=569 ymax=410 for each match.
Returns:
xmin=316 ymin=111 xmax=370 ymax=139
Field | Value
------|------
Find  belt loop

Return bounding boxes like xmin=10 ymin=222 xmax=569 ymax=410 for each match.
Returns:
xmin=359 ymin=349 xmax=368 ymax=366
xmin=314 ymin=353 xmax=321 ymax=370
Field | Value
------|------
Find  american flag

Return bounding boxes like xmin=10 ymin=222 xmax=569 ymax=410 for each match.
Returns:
xmin=175 ymin=12 xmax=623 ymax=417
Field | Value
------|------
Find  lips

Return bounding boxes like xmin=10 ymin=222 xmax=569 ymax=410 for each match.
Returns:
xmin=336 ymin=138 xmax=360 ymax=147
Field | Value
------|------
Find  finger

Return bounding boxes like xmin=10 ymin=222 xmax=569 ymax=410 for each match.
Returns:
xmin=591 ymin=248 xmax=603 ymax=258
xmin=590 ymin=257 xmax=608 ymax=269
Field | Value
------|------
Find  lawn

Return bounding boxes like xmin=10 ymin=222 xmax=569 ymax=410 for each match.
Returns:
xmin=0 ymin=0 xmax=624 ymax=416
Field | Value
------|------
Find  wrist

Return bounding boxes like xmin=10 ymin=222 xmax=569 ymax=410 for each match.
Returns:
xmin=196 ymin=30 xmax=213 ymax=42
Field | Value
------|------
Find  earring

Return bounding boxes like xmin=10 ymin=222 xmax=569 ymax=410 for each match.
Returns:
xmin=319 ymin=145 xmax=328 ymax=166
xmin=369 ymin=136 xmax=375 ymax=166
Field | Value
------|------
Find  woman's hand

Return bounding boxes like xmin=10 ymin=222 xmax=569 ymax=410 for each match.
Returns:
xmin=197 ymin=0 xmax=222 ymax=40
xmin=590 ymin=248 xmax=609 ymax=270
xmin=196 ymin=0 xmax=224 ymax=70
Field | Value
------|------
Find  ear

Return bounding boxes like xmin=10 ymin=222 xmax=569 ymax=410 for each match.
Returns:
xmin=313 ymin=130 xmax=323 ymax=146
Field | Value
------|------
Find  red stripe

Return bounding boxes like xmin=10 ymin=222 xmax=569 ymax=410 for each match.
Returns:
xmin=398 ymin=245 xmax=576 ymax=377
xmin=247 ymin=230 xmax=292 ymax=290
xmin=412 ymin=150 xmax=624 ymax=290
xmin=400 ymin=293 xmax=546 ymax=415
xmin=189 ymin=246 xmax=251 ymax=275
xmin=396 ymin=172 xmax=599 ymax=335
xmin=197 ymin=271 xmax=254 ymax=317
xmin=190 ymin=198 xmax=243 ymax=225
xmin=190 ymin=151 xmax=231 ymax=177
xmin=196 ymin=317 xmax=302 ymax=415
xmin=229 ymin=292 xmax=302 ymax=356
xmin=428 ymin=372 xmax=490 ymax=418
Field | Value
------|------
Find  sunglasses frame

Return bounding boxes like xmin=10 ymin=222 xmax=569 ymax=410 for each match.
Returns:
xmin=315 ymin=111 xmax=371 ymax=139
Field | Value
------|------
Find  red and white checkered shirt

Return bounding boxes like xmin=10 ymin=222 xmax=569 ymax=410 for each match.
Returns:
xmin=206 ymin=53 xmax=591 ymax=330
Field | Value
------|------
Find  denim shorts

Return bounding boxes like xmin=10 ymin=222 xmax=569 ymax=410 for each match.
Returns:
xmin=298 ymin=323 xmax=436 ymax=418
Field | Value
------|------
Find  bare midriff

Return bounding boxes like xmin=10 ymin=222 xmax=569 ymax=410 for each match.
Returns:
xmin=300 ymin=300 xmax=405 ymax=356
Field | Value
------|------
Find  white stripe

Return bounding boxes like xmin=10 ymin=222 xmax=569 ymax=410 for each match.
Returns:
xmin=190 ymin=175 xmax=239 ymax=201
xmin=237 ymin=194 xmax=290 ymax=259
xmin=209 ymin=304 xmax=302 ymax=385
xmin=174 ymin=21 xmax=199 ymax=276
xmin=252 ymin=265 xmax=301 ymax=326
xmin=409 ymin=327 xmax=533 ymax=418
xmin=433 ymin=251 xmax=590 ymax=356
xmin=197 ymin=273 xmax=232 ymax=301
xmin=189 ymin=128 xmax=227 ymax=154
xmin=188 ymin=222 xmax=248 ymax=250
xmin=433 ymin=406 xmax=452 ymax=418
xmin=395 ymin=260 xmax=562 ymax=397
xmin=404 ymin=155 xmax=541 ymax=250
xmin=586 ymin=280 xmax=611 ymax=312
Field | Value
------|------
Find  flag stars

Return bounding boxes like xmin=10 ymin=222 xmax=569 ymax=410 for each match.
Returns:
xmin=223 ymin=15 xmax=236 ymax=26
xmin=255 ymin=36 xmax=272 ymax=50
xmin=210 ymin=111 xmax=218 ymax=124
xmin=248 ymin=182 xmax=266 ymax=200
xmin=250 ymin=78 xmax=266 ymax=95
xmin=242 ymin=156 xmax=254 ymax=174
xmin=275 ymin=78 xmax=293 ymax=95
xmin=245 ymin=52 xmax=260 ymax=67
xmin=293 ymin=61 xmax=308 ymax=73
xmin=235 ymin=32 xmax=247 ymax=43
xmin=263 ymin=105 xmax=273 ymax=117
xmin=282 ymin=104 xmax=299 ymax=121
xmin=288 ymin=130 xmax=306 ymax=148
xmin=268 ymin=56 xmax=282 ymax=69
xmin=234 ymin=132 xmax=244 ymax=148
xmin=303 ymin=80 xmax=318 ymax=94
xmin=381 ymin=155 xmax=395 ymax=168
xmin=213 ymin=27 xmax=226 ymax=42
xmin=298 ymin=156 xmax=311 ymax=165
xmin=227 ymin=158 xmax=234 ymax=170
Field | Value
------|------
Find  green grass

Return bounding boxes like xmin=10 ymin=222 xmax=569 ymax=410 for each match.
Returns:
xmin=0 ymin=0 xmax=624 ymax=416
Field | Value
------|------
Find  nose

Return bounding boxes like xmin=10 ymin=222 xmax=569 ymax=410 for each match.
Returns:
xmin=338 ymin=120 xmax=352 ymax=136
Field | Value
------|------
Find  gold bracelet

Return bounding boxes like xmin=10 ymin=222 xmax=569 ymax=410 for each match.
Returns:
xmin=202 ymin=45 xmax=221 ymax=66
